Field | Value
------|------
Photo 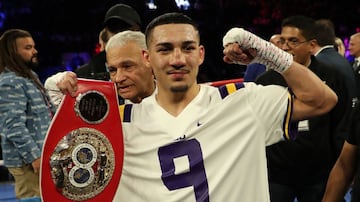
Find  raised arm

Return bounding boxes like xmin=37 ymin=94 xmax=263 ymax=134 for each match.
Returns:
xmin=222 ymin=28 xmax=337 ymax=121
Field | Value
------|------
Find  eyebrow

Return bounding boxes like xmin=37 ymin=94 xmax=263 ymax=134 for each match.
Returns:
xmin=155 ymin=40 xmax=197 ymax=47
xmin=108 ymin=59 xmax=136 ymax=68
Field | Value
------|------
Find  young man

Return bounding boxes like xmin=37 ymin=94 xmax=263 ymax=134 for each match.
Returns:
xmin=312 ymin=19 xmax=357 ymax=99
xmin=110 ymin=13 xmax=336 ymax=201
xmin=56 ymin=12 xmax=336 ymax=201
xmin=0 ymin=29 xmax=55 ymax=200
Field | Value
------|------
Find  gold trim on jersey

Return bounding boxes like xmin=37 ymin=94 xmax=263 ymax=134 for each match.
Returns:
xmin=225 ymin=83 xmax=237 ymax=94
xmin=283 ymin=93 xmax=293 ymax=140
xmin=119 ymin=105 xmax=125 ymax=121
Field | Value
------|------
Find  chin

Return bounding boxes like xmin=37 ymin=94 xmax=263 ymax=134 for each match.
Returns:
xmin=118 ymin=92 xmax=130 ymax=98
xmin=170 ymin=85 xmax=188 ymax=92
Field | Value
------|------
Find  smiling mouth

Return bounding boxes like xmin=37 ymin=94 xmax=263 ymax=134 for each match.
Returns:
xmin=168 ymin=69 xmax=189 ymax=74
xmin=170 ymin=73 xmax=186 ymax=80
xmin=168 ymin=69 xmax=189 ymax=79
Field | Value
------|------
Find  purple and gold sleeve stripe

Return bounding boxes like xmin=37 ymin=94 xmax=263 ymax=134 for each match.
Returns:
xmin=218 ymin=82 xmax=245 ymax=99
xmin=283 ymin=93 xmax=298 ymax=140
xmin=119 ymin=104 xmax=133 ymax=123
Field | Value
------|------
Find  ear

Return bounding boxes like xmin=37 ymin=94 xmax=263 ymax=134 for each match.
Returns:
xmin=308 ymin=39 xmax=318 ymax=54
xmin=199 ymin=45 xmax=205 ymax=65
xmin=142 ymin=49 xmax=152 ymax=71
xmin=309 ymin=39 xmax=317 ymax=47
xmin=142 ymin=49 xmax=149 ymax=61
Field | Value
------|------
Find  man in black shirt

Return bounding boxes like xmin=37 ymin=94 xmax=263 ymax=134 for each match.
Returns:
xmin=75 ymin=4 xmax=141 ymax=81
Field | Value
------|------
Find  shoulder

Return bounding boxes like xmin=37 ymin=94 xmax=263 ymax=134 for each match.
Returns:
xmin=75 ymin=63 xmax=91 ymax=76
xmin=313 ymin=56 xmax=345 ymax=75
xmin=200 ymin=84 xmax=243 ymax=100
xmin=317 ymin=49 xmax=351 ymax=66
xmin=0 ymin=71 xmax=27 ymax=86
xmin=311 ymin=57 xmax=350 ymax=88
xmin=0 ymin=73 xmax=31 ymax=99
xmin=200 ymin=84 xmax=218 ymax=93
xmin=310 ymin=56 xmax=334 ymax=72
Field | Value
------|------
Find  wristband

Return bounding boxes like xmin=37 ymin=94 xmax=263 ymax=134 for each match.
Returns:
xmin=223 ymin=28 xmax=293 ymax=73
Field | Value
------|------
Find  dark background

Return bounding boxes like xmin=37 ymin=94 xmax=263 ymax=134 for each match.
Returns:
xmin=0 ymin=0 xmax=359 ymax=83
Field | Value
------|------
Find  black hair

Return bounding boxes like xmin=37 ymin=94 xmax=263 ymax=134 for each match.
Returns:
xmin=281 ymin=15 xmax=316 ymax=41
xmin=144 ymin=12 xmax=199 ymax=46
xmin=314 ymin=19 xmax=336 ymax=46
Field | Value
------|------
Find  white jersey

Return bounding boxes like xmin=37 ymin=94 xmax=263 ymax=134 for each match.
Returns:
xmin=114 ymin=82 xmax=292 ymax=202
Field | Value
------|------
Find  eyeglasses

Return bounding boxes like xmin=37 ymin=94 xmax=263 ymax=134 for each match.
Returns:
xmin=279 ymin=38 xmax=310 ymax=48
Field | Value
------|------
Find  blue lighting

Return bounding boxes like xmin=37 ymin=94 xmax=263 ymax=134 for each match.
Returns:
xmin=175 ymin=0 xmax=190 ymax=10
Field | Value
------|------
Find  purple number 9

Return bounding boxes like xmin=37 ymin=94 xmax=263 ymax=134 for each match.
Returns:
xmin=158 ymin=139 xmax=209 ymax=202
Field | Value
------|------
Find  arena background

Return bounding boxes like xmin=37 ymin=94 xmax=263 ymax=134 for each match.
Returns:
xmin=0 ymin=0 xmax=359 ymax=83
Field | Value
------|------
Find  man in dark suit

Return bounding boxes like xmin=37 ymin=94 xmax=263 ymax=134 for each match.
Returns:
xmin=313 ymin=19 xmax=358 ymax=99
xmin=312 ymin=20 xmax=358 ymax=159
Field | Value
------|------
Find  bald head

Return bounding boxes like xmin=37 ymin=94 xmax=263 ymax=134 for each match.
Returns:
xmin=349 ymin=32 xmax=360 ymax=57
xmin=352 ymin=32 xmax=360 ymax=39
xmin=269 ymin=34 xmax=281 ymax=48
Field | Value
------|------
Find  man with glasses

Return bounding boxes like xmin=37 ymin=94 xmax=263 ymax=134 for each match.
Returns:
xmin=278 ymin=36 xmax=311 ymax=48
xmin=255 ymin=15 xmax=351 ymax=202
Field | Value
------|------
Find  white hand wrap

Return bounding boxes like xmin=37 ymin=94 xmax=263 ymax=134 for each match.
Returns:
xmin=223 ymin=28 xmax=293 ymax=73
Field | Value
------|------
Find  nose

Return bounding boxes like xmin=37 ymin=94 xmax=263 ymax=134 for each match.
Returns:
xmin=170 ymin=48 xmax=186 ymax=68
xmin=279 ymin=42 xmax=290 ymax=51
xmin=114 ymin=68 xmax=127 ymax=82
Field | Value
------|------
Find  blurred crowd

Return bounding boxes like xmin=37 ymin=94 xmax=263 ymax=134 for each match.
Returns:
xmin=0 ymin=0 xmax=359 ymax=82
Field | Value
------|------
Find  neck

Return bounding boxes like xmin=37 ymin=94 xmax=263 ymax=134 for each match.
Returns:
xmin=304 ymin=58 xmax=311 ymax=68
xmin=131 ymin=81 xmax=156 ymax=103
xmin=156 ymin=84 xmax=200 ymax=117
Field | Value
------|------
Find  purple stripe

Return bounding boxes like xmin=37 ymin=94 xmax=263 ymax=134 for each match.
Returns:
xmin=123 ymin=104 xmax=133 ymax=122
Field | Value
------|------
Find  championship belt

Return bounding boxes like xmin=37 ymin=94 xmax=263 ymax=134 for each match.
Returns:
xmin=40 ymin=79 xmax=123 ymax=201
